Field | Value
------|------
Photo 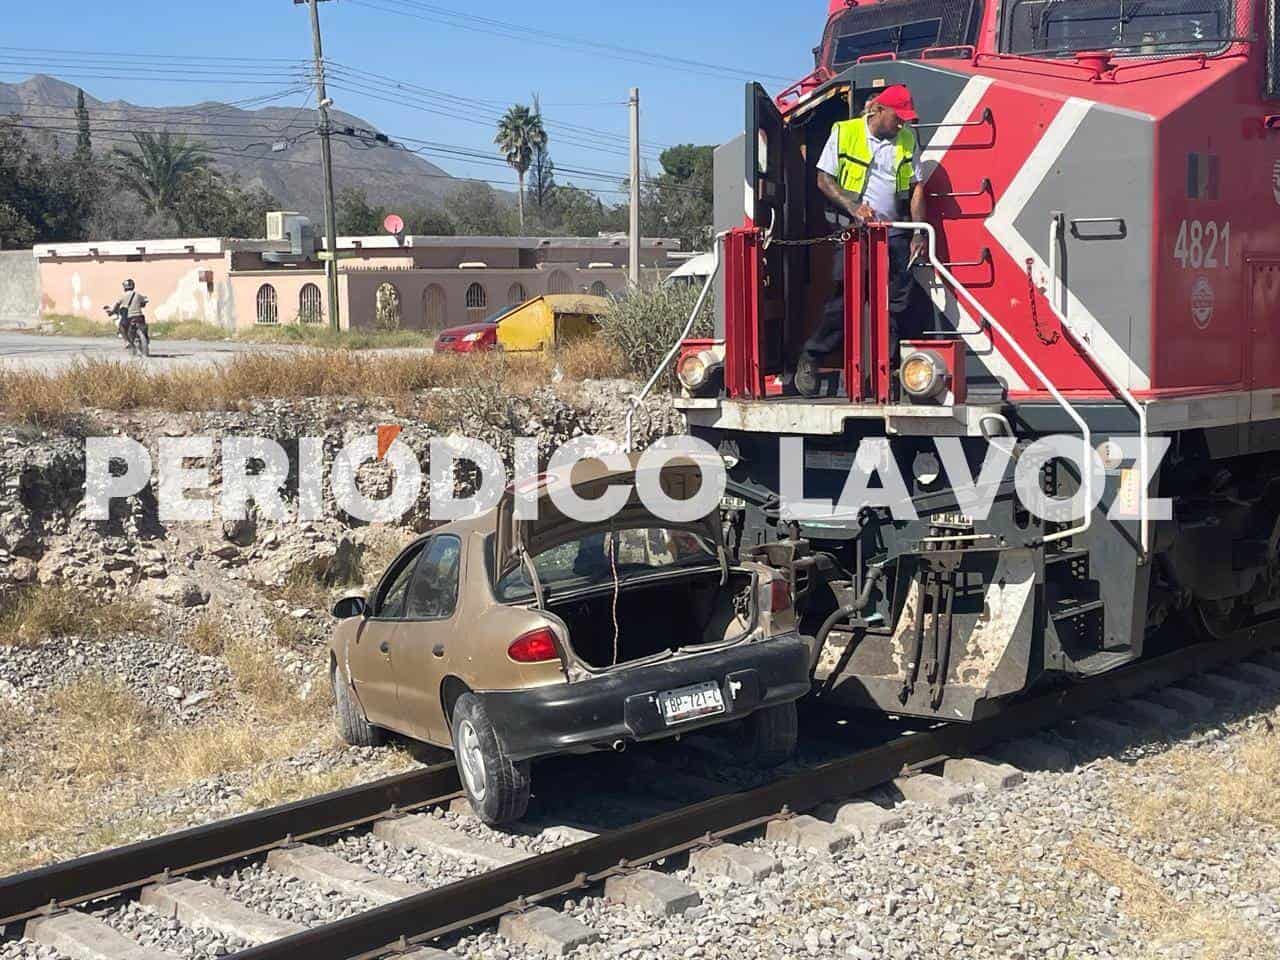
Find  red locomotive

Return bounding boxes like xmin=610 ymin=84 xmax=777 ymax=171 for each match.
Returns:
xmin=671 ymin=0 xmax=1280 ymax=720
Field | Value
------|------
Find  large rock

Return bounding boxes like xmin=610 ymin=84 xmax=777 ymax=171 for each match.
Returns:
xmin=145 ymin=575 xmax=210 ymax=608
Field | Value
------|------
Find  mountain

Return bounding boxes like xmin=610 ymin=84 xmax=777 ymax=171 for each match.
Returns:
xmin=0 ymin=75 xmax=474 ymax=220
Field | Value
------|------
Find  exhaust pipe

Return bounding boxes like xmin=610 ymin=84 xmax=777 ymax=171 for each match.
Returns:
xmin=611 ymin=740 xmax=627 ymax=753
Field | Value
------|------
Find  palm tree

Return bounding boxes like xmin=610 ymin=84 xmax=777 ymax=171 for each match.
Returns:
xmin=112 ymin=131 xmax=213 ymax=219
xmin=495 ymin=104 xmax=547 ymax=232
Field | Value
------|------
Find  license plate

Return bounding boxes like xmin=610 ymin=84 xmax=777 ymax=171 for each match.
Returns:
xmin=658 ymin=681 xmax=726 ymax=726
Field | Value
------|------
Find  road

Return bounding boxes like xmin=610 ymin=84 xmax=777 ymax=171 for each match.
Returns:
xmin=0 ymin=331 xmax=431 ymax=373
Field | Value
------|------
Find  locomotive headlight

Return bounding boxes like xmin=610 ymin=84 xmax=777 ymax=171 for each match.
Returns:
xmin=676 ymin=345 xmax=725 ymax=395
xmin=901 ymin=350 xmax=949 ymax=401
xmin=679 ymin=353 xmax=711 ymax=390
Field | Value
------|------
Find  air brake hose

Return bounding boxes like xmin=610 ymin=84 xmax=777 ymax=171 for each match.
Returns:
xmin=811 ymin=564 xmax=885 ymax=681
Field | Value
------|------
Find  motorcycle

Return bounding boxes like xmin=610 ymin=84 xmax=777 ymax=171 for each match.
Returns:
xmin=104 ymin=305 xmax=151 ymax=358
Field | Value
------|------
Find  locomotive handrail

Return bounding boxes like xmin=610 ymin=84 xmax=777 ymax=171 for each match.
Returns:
xmin=940 ymin=247 xmax=991 ymax=269
xmin=882 ymin=220 xmax=1093 ymax=547
xmin=929 ymin=178 xmax=992 ymax=200
xmin=1048 ymin=213 xmax=1150 ymax=561
xmin=625 ymin=232 xmax=725 ymax=453
xmin=914 ymin=108 xmax=993 ymax=130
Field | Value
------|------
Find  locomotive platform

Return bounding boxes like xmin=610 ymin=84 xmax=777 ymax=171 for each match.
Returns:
xmin=675 ymin=396 xmax=1007 ymax=437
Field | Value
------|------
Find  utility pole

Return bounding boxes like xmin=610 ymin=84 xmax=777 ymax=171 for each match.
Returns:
xmin=297 ymin=0 xmax=342 ymax=331
xmin=629 ymin=87 xmax=641 ymax=287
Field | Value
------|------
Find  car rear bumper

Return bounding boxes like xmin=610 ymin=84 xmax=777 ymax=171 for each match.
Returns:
xmin=477 ymin=635 xmax=812 ymax=762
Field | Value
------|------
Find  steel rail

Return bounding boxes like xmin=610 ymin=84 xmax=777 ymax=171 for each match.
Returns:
xmin=0 ymin=763 xmax=462 ymax=925
xmin=230 ymin=628 xmax=1279 ymax=960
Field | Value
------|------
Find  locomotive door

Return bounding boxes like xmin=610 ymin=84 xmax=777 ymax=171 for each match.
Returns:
xmin=1246 ymin=260 xmax=1280 ymax=391
xmin=747 ymin=83 xmax=788 ymax=387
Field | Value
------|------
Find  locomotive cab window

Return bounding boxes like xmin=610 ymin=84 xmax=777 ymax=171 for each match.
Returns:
xmin=822 ymin=0 xmax=982 ymax=72
xmin=1002 ymin=0 xmax=1236 ymax=58
xmin=1270 ymin=0 xmax=1280 ymax=96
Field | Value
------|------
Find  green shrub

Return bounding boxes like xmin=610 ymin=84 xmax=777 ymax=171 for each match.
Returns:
xmin=598 ymin=283 xmax=714 ymax=383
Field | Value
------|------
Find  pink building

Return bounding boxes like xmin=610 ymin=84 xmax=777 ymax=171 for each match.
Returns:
xmin=32 ymin=232 xmax=681 ymax=332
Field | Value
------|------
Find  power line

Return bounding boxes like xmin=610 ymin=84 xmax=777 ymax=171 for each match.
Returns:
xmin=344 ymin=0 xmax=790 ymax=83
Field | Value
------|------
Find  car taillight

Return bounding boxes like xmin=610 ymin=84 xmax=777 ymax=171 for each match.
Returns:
xmin=768 ymin=578 xmax=792 ymax=613
xmin=508 ymin=628 xmax=560 ymax=663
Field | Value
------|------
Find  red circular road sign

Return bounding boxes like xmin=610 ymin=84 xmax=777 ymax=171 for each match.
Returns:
xmin=383 ymin=213 xmax=405 ymax=235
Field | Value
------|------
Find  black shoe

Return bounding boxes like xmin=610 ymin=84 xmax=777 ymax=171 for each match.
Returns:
xmin=795 ymin=356 xmax=820 ymax=398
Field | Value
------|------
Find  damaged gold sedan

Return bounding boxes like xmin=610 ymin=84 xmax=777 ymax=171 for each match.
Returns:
xmin=329 ymin=456 xmax=813 ymax=824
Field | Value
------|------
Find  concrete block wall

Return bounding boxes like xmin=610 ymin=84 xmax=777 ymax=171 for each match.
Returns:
xmin=0 ymin=250 xmax=40 ymax=329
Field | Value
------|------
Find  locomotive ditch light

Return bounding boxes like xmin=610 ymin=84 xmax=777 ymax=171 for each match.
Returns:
xmin=900 ymin=349 xmax=950 ymax=402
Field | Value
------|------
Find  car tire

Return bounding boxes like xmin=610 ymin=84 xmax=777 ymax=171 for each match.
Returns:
xmin=745 ymin=702 xmax=798 ymax=769
xmin=332 ymin=665 xmax=385 ymax=748
xmin=450 ymin=692 xmax=531 ymax=825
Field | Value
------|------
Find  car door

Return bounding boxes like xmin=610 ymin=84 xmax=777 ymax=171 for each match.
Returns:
xmin=395 ymin=535 xmax=464 ymax=744
xmin=348 ymin=541 xmax=423 ymax=730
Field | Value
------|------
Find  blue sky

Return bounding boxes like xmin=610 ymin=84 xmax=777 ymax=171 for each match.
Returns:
xmin=3 ymin=0 xmax=823 ymax=197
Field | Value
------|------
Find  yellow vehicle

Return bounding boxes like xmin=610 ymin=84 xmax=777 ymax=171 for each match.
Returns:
xmin=496 ymin=294 xmax=611 ymax=353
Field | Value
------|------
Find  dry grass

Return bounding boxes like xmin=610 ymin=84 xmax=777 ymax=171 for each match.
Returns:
xmin=41 ymin=315 xmax=230 ymax=341
xmin=223 ymin=635 xmax=330 ymax=722
xmin=0 ymin=587 xmax=156 ymax=647
xmin=1066 ymin=836 xmax=1273 ymax=960
xmin=180 ymin=611 xmax=228 ymax=657
xmin=1122 ymin=724 xmax=1280 ymax=841
xmin=0 ymin=339 xmax=638 ymax=426
xmin=237 ymin=325 xmax=435 ymax=350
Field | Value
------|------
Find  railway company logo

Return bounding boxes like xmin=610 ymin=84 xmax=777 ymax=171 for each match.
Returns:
xmin=1191 ymin=276 xmax=1215 ymax=330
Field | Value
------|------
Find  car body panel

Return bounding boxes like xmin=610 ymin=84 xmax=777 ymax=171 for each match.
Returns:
xmin=496 ymin=295 xmax=610 ymax=353
xmin=330 ymin=457 xmax=809 ymax=754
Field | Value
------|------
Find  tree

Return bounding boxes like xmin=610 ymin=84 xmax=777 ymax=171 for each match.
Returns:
xmin=111 ymin=131 xmax=213 ymax=219
xmin=74 ymin=89 xmax=92 ymax=165
xmin=0 ymin=119 xmax=99 ymax=248
xmin=444 ymin=181 xmax=517 ymax=236
xmin=173 ymin=170 xmax=279 ymax=238
xmin=547 ymin=184 xmax=624 ymax=238
xmin=404 ymin=205 xmax=455 ymax=236
xmin=494 ymin=103 xmax=547 ymax=232
xmin=529 ymin=94 xmax=556 ymax=214
xmin=336 ymin=186 xmax=386 ymax=235
xmin=641 ymin=144 xmax=715 ymax=252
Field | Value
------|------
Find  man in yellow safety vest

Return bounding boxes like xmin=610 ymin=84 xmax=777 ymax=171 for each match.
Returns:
xmin=796 ymin=84 xmax=930 ymax=398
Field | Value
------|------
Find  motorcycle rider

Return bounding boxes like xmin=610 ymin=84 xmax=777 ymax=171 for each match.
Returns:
xmin=108 ymin=279 xmax=149 ymax=348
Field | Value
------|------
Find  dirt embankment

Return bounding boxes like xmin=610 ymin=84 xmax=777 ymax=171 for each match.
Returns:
xmin=0 ymin=378 xmax=678 ymax=870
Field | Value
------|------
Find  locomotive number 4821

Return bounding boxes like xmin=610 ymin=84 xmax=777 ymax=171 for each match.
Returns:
xmin=1173 ymin=219 xmax=1232 ymax=270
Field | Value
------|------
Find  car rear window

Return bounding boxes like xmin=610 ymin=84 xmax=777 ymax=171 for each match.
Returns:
xmin=489 ymin=528 xmax=719 ymax=602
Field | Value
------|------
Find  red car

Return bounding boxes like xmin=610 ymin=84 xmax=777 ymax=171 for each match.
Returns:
xmin=434 ymin=305 xmax=518 ymax=354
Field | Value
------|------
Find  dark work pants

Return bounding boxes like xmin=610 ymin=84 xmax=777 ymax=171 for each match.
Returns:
xmin=803 ymin=232 xmax=928 ymax=362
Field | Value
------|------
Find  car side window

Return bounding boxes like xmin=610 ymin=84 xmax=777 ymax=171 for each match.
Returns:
xmin=405 ymin=536 xmax=462 ymax=620
xmin=373 ymin=544 xmax=424 ymax=620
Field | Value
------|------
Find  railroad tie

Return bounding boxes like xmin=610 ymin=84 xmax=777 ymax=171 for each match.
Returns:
xmin=373 ymin=814 xmax=533 ymax=868
xmin=765 ymin=815 xmax=855 ymax=855
xmin=815 ymin=801 xmax=906 ymax=840
xmin=25 ymin=910 xmax=181 ymax=960
xmin=1228 ymin=661 xmax=1280 ymax=691
xmin=498 ymin=907 xmax=600 ymax=957
xmin=1186 ymin=672 xmax=1258 ymax=705
xmin=989 ymin=737 xmax=1074 ymax=773
xmin=941 ymin=757 xmax=1024 ymax=792
xmin=689 ymin=843 xmax=780 ymax=884
xmin=604 ymin=870 xmax=702 ymax=917
xmin=893 ymin=774 xmax=974 ymax=808
xmin=266 ymin=843 xmax=427 ymax=905
xmin=1148 ymin=686 xmax=1216 ymax=720
xmin=139 ymin=878 xmax=305 ymax=945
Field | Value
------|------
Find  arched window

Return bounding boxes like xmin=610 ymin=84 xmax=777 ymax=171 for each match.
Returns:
xmin=422 ymin=284 xmax=447 ymax=332
xmin=547 ymin=270 xmax=573 ymax=295
xmin=256 ymin=284 xmax=279 ymax=325
xmin=507 ymin=282 xmax=527 ymax=306
xmin=375 ymin=282 xmax=402 ymax=330
xmin=298 ymin=283 xmax=323 ymax=324
xmin=465 ymin=282 xmax=488 ymax=323
xmin=589 ymin=281 xmax=610 ymax=298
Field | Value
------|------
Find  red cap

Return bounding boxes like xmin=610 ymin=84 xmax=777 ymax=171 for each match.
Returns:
xmin=874 ymin=84 xmax=918 ymax=122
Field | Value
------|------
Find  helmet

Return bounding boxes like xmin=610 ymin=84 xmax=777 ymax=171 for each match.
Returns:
xmin=123 ymin=279 xmax=135 ymax=291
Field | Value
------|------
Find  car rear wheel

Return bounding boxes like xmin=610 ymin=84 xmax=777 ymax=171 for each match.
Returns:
xmin=745 ymin=702 xmax=798 ymax=769
xmin=450 ymin=693 xmax=531 ymax=825
xmin=332 ymin=665 xmax=384 ymax=747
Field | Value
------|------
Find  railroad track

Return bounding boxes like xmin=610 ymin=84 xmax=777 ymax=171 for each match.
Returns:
xmin=3 ymin=628 xmax=1278 ymax=960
